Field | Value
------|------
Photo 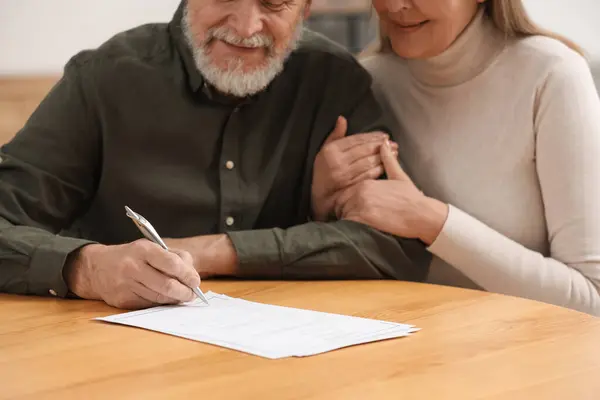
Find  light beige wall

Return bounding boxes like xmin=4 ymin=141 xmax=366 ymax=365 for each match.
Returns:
xmin=591 ymin=63 xmax=600 ymax=92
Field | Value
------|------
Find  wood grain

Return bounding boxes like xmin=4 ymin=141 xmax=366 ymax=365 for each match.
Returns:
xmin=1 ymin=281 xmax=599 ymax=399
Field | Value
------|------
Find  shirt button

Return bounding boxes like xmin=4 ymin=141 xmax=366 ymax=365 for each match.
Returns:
xmin=49 ymin=289 xmax=57 ymax=297
xmin=225 ymin=161 xmax=235 ymax=170
xmin=225 ymin=216 xmax=235 ymax=226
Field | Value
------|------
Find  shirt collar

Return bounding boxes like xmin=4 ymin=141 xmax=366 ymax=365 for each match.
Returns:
xmin=168 ymin=1 xmax=205 ymax=93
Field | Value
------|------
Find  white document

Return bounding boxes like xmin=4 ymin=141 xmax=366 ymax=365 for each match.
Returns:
xmin=95 ymin=291 xmax=419 ymax=359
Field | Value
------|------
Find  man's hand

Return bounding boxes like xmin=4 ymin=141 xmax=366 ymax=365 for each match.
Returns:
xmin=64 ymin=240 xmax=201 ymax=310
xmin=165 ymin=234 xmax=239 ymax=278
xmin=311 ymin=116 xmax=397 ymax=221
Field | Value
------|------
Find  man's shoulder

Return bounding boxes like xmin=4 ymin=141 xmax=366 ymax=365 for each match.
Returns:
xmin=65 ymin=23 xmax=173 ymax=71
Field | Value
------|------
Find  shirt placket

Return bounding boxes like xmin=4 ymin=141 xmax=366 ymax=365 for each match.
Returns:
xmin=219 ymin=105 xmax=244 ymax=233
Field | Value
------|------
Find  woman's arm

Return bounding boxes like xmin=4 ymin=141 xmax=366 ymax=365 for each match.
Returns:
xmin=428 ymin=52 xmax=600 ymax=315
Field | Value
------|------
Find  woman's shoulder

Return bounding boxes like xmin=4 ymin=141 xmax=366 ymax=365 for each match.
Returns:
xmin=359 ymin=53 xmax=393 ymax=70
xmin=504 ymin=35 xmax=591 ymax=81
xmin=360 ymin=53 xmax=408 ymax=81
xmin=359 ymin=53 xmax=411 ymax=98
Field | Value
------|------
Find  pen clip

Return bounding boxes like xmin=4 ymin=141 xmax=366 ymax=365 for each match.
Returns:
xmin=125 ymin=206 xmax=169 ymax=250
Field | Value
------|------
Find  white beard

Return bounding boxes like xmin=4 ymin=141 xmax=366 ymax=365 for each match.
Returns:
xmin=182 ymin=11 xmax=304 ymax=98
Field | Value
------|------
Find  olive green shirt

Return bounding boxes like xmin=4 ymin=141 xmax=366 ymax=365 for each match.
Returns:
xmin=0 ymin=4 xmax=430 ymax=298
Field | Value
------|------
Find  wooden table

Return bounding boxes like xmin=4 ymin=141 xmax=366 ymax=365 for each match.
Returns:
xmin=2 ymin=281 xmax=600 ymax=399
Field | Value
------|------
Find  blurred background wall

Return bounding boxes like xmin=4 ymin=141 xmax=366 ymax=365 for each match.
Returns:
xmin=0 ymin=0 xmax=181 ymax=75
xmin=1 ymin=0 xmax=599 ymax=76
xmin=0 ymin=0 xmax=598 ymax=143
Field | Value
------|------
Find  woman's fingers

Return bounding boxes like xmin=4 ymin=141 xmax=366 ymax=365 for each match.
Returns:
xmin=349 ymin=165 xmax=385 ymax=186
xmin=381 ymin=140 xmax=409 ymax=181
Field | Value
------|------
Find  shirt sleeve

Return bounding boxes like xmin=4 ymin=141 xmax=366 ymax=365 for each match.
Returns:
xmin=228 ymin=220 xmax=430 ymax=280
xmin=0 ymin=58 xmax=100 ymax=297
xmin=428 ymin=53 xmax=600 ymax=316
xmin=228 ymin=62 xmax=431 ymax=282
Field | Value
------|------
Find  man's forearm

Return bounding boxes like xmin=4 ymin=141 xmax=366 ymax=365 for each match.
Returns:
xmin=226 ymin=220 xmax=430 ymax=281
xmin=165 ymin=234 xmax=240 ymax=278
xmin=166 ymin=221 xmax=430 ymax=281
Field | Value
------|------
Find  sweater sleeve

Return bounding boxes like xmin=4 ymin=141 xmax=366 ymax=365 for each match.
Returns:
xmin=428 ymin=53 xmax=600 ymax=316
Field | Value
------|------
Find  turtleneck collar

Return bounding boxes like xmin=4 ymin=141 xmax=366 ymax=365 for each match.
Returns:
xmin=404 ymin=7 xmax=507 ymax=87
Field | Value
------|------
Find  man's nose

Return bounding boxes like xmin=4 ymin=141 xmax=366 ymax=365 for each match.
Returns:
xmin=229 ymin=1 xmax=264 ymax=38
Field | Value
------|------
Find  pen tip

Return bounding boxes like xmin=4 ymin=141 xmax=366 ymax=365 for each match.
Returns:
xmin=124 ymin=206 xmax=135 ymax=218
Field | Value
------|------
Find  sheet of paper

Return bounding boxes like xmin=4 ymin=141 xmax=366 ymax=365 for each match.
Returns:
xmin=95 ymin=291 xmax=419 ymax=359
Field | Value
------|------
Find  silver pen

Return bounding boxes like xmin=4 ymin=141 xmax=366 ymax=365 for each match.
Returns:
xmin=125 ymin=206 xmax=209 ymax=305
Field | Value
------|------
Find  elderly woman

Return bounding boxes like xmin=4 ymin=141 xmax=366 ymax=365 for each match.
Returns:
xmin=312 ymin=0 xmax=600 ymax=315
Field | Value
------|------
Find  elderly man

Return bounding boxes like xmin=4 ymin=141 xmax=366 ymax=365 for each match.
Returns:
xmin=0 ymin=0 xmax=430 ymax=309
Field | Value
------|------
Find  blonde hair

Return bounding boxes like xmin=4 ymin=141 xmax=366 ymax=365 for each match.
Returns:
xmin=367 ymin=0 xmax=585 ymax=57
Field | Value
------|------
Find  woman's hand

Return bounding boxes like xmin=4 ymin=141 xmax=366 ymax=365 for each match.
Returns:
xmin=335 ymin=141 xmax=449 ymax=245
xmin=311 ymin=116 xmax=397 ymax=221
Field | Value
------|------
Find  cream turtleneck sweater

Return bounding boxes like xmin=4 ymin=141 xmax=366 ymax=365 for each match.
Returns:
xmin=361 ymin=8 xmax=600 ymax=315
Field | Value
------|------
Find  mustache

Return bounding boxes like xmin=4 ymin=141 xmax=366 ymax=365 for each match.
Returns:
xmin=205 ymin=26 xmax=274 ymax=49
